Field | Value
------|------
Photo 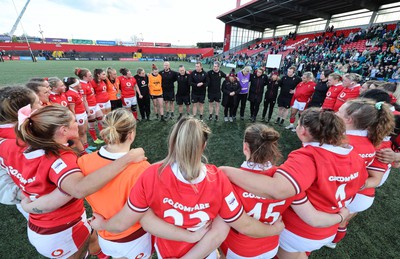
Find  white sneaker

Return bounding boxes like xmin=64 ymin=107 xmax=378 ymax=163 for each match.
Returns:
xmin=325 ymin=242 xmax=337 ymax=249
xmin=285 ymin=124 xmax=295 ymax=130
xmin=229 ymin=117 xmax=233 ymax=122
xmin=291 ymin=128 xmax=297 ymax=132
xmin=224 ymin=117 xmax=228 ymax=122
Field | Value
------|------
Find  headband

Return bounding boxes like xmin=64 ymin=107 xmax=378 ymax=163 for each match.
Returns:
xmin=17 ymin=105 xmax=36 ymax=130
xmin=375 ymin=101 xmax=384 ymax=110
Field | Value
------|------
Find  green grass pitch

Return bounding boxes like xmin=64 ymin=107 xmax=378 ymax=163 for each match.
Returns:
xmin=0 ymin=60 xmax=399 ymax=258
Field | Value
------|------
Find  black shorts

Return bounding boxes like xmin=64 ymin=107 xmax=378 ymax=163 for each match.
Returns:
xmin=191 ymin=93 xmax=205 ymax=104
xmin=151 ymin=95 xmax=163 ymax=100
xmin=110 ymin=99 xmax=123 ymax=110
xmin=208 ymin=92 xmax=221 ymax=102
xmin=163 ymin=91 xmax=175 ymax=101
xmin=176 ymin=95 xmax=191 ymax=105
xmin=277 ymin=96 xmax=291 ymax=109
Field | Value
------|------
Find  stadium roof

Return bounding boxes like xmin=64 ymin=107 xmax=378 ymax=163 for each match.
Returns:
xmin=217 ymin=0 xmax=399 ymax=32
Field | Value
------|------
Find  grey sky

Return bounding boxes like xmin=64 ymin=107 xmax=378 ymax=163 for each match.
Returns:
xmin=1 ymin=0 xmax=237 ymax=45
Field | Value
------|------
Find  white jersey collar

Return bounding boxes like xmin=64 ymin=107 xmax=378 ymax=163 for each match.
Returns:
xmin=23 ymin=149 xmax=45 ymax=159
xmin=0 ymin=123 xmax=15 ymax=129
xmin=303 ymin=142 xmax=353 ymax=155
xmin=170 ymin=162 xmax=207 ymax=184
xmin=98 ymin=146 xmax=127 ymax=160
xmin=346 ymin=129 xmax=368 ymax=137
xmin=240 ymin=161 xmax=273 ymax=171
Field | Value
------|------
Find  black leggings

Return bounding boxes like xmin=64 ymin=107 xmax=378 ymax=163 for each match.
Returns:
xmin=237 ymin=93 xmax=248 ymax=117
xmin=224 ymin=97 xmax=236 ymax=117
xmin=262 ymin=99 xmax=276 ymax=120
xmin=138 ymin=94 xmax=151 ymax=119
xmin=250 ymin=101 xmax=262 ymax=118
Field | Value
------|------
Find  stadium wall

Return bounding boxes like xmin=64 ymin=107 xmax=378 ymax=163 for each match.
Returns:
xmin=0 ymin=43 xmax=214 ymax=57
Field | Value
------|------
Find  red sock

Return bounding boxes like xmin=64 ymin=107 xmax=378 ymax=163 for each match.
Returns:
xmin=305 ymin=251 xmax=311 ymax=256
xmin=83 ymin=143 xmax=89 ymax=149
xmin=133 ymin=111 xmax=138 ymax=119
xmin=92 ymin=250 xmax=109 ymax=259
xmin=97 ymin=122 xmax=103 ymax=131
xmin=89 ymin=128 xmax=98 ymax=141
xmin=289 ymin=117 xmax=295 ymax=124
xmin=333 ymin=226 xmax=347 ymax=243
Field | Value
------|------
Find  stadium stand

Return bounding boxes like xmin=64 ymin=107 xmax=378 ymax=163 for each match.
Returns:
xmin=210 ymin=0 xmax=400 ymax=81
xmin=0 ymin=42 xmax=214 ymax=60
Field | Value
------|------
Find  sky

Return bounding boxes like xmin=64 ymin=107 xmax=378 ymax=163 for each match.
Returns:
xmin=0 ymin=0 xmax=242 ymax=46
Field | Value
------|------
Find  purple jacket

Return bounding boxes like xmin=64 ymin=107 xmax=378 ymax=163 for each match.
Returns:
xmin=237 ymin=71 xmax=250 ymax=94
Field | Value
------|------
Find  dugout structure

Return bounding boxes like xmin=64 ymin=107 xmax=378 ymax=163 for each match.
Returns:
xmin=217 ymin=0 xmax=400 ymax=52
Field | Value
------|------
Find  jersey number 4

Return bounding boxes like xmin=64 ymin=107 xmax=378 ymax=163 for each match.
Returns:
xmin=335 ymin=183 xmax=348 ymax=208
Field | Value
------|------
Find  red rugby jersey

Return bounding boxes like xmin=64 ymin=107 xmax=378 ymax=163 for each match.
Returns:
xmin=119 ymin=76 xmax=137 ymax=98
xmin=128 ymin=163 xmax=244 ymax=258
xmin=90 ymin=80 xmax=109 ymax=103
xmin=65 ymin=88 xmax=86 ymax=114
xmin=293 ymin=81 xmax=316 ymax=103
xmin=0 ymin=139 xmax=83 ymax=228
xmin=277 ymin=142 xmax=367 ymax=239
xmin=221 ymin=162 xmax=293 ymax=257
xmin=332 ymin=85 xmax=361 ymax=112
xmin=322 ymin=83 xmax=344 ymax=110
xmin=80 ymin=80 xmax=97 ymax=106
xmin=49 ymin=91 xmax=68 ymax=107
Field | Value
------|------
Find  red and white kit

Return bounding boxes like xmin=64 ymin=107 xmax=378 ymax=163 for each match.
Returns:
xmin=0 ymin=139 xmax=89 ymax=258
xmin=276 ymin=142 xmax=367 ymax=251
xmin=221 ymin=162 xmax=294 ymax=258
xmin=119 ymin=76 xmax=137 ymax=107
xmin=128 ymin=163 xmax=244 ymax=258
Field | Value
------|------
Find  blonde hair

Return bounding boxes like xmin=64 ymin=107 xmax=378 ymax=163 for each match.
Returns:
xmin=328 ymin=72 xmax=342 ymax=82
xmin=160 ymin=117 xmax=211 ymax=181
xmin=100 ymin=109 xmax=137 ymax=145
xmin=242 ymin=66 xmax=252 ymax=73
xmin=48 ymin=77 xmax=62 ymax=89
xmin=302 ymin=71 xmax=315 ymax=81
xmin=106 ymin=67 xmax=116 ymax=79
xmin=17 ymin=105 xmax=74 ymax=156
xmin=343 ymin=73 xmax=362 ymax=83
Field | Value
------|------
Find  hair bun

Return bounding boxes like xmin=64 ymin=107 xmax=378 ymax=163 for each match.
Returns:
xmin=261 ymin=130 xmax=279 ymax=142
xmin=74 ymin=68 xmax=81 ymax=76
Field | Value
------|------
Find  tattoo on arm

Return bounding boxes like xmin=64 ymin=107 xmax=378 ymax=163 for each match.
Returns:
xmin=32 ymin=208 xmax=44 ymax=214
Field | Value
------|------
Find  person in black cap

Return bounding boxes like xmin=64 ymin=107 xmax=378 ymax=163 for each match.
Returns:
xmin=221 ymin=70 xmax=240 ymax=122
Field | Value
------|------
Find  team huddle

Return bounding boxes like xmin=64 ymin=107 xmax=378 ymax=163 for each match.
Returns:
xmin=0 ymin=62 xmax=400 ymax=259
